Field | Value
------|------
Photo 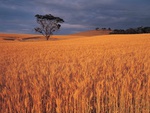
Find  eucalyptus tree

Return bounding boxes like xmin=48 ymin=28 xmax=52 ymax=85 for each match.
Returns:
xmin=34 ymin=14 xmax=64 ymax=40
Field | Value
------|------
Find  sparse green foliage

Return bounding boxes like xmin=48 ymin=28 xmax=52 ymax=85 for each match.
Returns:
xmin=34 ymin=14 xmax=64 ymax=40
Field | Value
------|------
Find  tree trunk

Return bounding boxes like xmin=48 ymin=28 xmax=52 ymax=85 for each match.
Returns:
xmin=46 ymin=36 xmax=50 ymax=40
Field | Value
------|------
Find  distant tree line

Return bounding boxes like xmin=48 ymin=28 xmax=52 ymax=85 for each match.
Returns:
xmin=110 ymin=26 xmax=150 ymax=34
xmin=95 ymin=27 xmax=112 ymax=31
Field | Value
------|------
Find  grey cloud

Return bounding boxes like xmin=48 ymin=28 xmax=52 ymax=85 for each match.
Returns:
xmin=0 ymin=0 xmax=150 ymax=34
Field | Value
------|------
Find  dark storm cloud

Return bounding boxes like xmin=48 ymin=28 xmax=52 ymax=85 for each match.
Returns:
xmin=0 ymin=0 xmax=36 ymax=33
xmin=0 ymin=0 xmax=150 ymax=34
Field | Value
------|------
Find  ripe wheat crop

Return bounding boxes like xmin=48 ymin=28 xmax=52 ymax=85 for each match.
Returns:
xmin=0 ymin=34 xmax=150 ymax=113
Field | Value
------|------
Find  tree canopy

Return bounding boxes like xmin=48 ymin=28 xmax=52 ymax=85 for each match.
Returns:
xmin=34 ymin=14 xmax=64 ymax=40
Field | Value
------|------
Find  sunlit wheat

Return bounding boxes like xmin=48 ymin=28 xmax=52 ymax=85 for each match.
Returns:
xmin=0 ymin=34 xmax=150 ymax=113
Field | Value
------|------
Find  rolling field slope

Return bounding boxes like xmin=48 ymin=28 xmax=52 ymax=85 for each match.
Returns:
xmin=0 ymin=33 xmax=150 ymax=113
xmin=71 ymin=30 xmax=111 ymax=36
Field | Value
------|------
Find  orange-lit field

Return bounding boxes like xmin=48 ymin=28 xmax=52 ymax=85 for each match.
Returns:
xmin=0 ymin=32 xmax=150 ymax=113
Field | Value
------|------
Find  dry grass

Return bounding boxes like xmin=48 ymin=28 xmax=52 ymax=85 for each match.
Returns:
xmin=70 ymin=30 xmax=111 ymax=36
xmin=0 ymin=33 xmax=150 ymax=113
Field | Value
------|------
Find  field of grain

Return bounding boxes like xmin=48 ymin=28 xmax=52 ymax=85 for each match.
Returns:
xmin=0 ymin=33 xmax=150 ymax=113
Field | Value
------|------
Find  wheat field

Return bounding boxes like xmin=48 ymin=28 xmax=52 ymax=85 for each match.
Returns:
xmin=0 ymin=33 xmax=150 ymax=113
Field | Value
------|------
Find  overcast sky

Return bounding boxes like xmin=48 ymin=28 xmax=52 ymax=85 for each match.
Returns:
xmin=0 ymin=0 xmax=150 ymax=34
